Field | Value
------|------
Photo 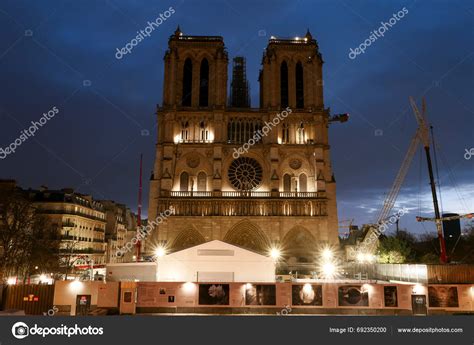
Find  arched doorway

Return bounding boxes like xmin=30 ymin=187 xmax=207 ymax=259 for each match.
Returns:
xmin=281 ymin=226 xmax=317 ymax=266
xmin=172 ymin=227 xmax=206 ymax=251
xmin=223 ymin=220 xmax=270 ymax=254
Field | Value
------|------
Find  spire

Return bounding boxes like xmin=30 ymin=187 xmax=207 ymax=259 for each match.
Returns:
xmin=305 ymin=28 xmax=312 ymax=41
xmin=230 ymin=57 xmax=250 ymax=108
xmin=174 ymin=25 xmax=182 ymax=37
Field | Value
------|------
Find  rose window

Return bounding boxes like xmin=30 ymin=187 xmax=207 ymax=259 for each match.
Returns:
xmin=228 ymin=157 xmax=263 ymax=191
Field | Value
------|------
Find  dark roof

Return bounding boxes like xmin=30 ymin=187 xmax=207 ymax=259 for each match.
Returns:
xmin=28 ymin=189 xmax=104 ymax=211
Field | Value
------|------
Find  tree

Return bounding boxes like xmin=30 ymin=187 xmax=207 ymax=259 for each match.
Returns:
xmin=0 ymin=187 xmax=60 ymax=282
xmin=414 ymin=232 xmax=440 ymax=263
xmin=449 ymin=222 xmax=474 ymax=263
xmin=60 ymin=239 xmax=80 ymax=280
xmin=376 ymin=231 xmax=415 ymax=263
xmin=24 ymin=216 xmax=61 ymax=280
xmin=413 ymin=223 xmax=474 ymax=263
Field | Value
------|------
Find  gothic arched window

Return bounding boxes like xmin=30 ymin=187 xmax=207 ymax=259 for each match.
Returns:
xmin=199 ymin=120 xmax=209 ymax=142
xmin=199 ymin=58 xmax=209 ymax=107
xmin=280 ymin=61 xmax=289 ymax=108
xmin=296 ymin=61 xmax=304 ymax=108
xmin=282 ymin=123 xmax=289 ymax=144
xmin=227 ymin=122 xmax=232 ymax=143
xmin=227 ymin=118 xmax=263 ymax=144
xmin=197 ymin=172 xmax=207 ymax=191
xmin=180 ymin=172 xmax=189 ymax=191
xmin=297 ymin=122 xmax=305 ymax=144
xmin=283 ymin=173 xmax=291 ymax=192
xmin=299 ymin=173 xmax=307 ymax=192
xmin=182 ymin=58 xmax=193 ymax=106
xmin=181 ymin=121 xmax=190 ymax=142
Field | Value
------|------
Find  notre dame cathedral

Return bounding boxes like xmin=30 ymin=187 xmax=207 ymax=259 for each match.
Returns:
xmin=147 ymin=27 xmax=340 ymax=270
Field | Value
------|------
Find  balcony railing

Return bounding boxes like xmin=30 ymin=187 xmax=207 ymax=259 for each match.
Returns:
xmin=164 ymin=191 xmax=325 ymax=198
xmin=59 ymin=248 xmax=105 ymax=254
xmin=40 ymin=209 xmax=105 ymax=222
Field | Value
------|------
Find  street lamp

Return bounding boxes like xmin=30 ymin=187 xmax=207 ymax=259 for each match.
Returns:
xmin=321 ymin=262 xmax=337 ymax=279
xmin=318 ymin=246 xmax=339 ymax=280
xmin=322 ymin=248 xmax=333 ymax=261
xmin=269 ymin=247 xmax=281 ymax=261
xmin=154 ymin=245 xmax=167 ymax=258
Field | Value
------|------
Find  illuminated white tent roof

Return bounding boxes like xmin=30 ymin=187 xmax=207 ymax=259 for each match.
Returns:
xmin=156 ymin=240 xmax=275 ymax=283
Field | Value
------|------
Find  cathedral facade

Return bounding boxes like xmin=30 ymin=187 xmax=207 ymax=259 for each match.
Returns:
xmin=147 ymin=27 xmax=339 ymax=270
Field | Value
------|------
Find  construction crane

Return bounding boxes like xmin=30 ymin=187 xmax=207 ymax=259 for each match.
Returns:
xmin=136 ymin=154 xmax=143 ymax=262
xmin=345 ymin=121 xmax=420 ymax=259
xmin=338 ymin=219 xmax=355 ymax=238
xmin=416 ymin=213 xmax=474 ymax=222
xmin=409 ymin=97 xmax=449 ymax=263
xmin=416 ymin=213 xmax=473 ymax=259
xmin=345 ymin=97 xmax=452 ymax=263
xmin=375 ymin=134 xmax=419 ymax=224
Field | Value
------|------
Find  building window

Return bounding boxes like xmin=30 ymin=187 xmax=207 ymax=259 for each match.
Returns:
xmin=199 ymin=58 xmax=209 ymax=107
xmin=181 ymin=121 xmax=190 ymax=142
xmin=228 ymin=157 xmax=263 ymax=191
xmin=197 ymin=172 xmax=207 ymax=191
xmin=182 ymin=58 xmax=193 ymax=106
xmin=296 ymin=61 xmax=304 ymax=108
xmin=297 ymin=122 xmax=305 ymax=144
xmin=299 ymin=173 xmax=307 ymax=192
xmin=283 ymin=173 xmax=291 ymax=192
xmin=180 ymin=172 xmax=189 ymax=191
xmin=199 ymin=121 xmax=209 ymax=142
xmin=282 ymin=123 xmax=289 ymax=144
xmin=227 ymin=118 xmax=263 ymax=144
xmin=280 ymin=61 xmax=289 ymax=108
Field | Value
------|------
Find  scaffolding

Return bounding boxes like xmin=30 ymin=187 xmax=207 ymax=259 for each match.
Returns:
xmin=229 ymin=56 xmax=250 ymax=108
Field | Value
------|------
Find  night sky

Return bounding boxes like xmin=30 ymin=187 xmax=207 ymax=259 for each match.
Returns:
xmin=0 ymin=0 xmax=472 ymax=237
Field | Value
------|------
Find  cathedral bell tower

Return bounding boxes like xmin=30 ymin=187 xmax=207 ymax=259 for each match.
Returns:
xmin=148 ymin=28 xmax=339 ymax=272
xmin=259 ymin=30 xmax=323 ymax=111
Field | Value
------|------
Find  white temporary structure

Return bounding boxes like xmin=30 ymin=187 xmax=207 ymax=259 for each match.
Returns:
xmin=106 ymin=262 xmax=157 ymax=282
xmin=156 ymin=240 xmax=275 ymax=282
